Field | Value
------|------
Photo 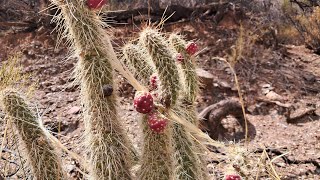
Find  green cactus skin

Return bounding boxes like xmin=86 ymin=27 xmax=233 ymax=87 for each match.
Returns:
xmin=77 ymin=52 xmax=133 ymax=180
xmin=138 ymin=27 xmax=180 ymax=180
xmin=123 ymin=42 xmax=173 ymax=180
xmin=123 ymin=43 xmax=154 ymax=86
xmin=172 ymin=107 xmax=207 ymax=180
xmin=139 ymin=28 xmax=180 ymax=107
xmin=169 ymin=33 xmax=208 ymax=180
xmin=169 ymin=33 xmax=200 ymax=106
xmin=138 ymin=115 xmax=173 ymax=180
xmin=49 ymin=0 xmax=133 ymax=179
xmin=0 ymin=89 xmax=66 ymax=180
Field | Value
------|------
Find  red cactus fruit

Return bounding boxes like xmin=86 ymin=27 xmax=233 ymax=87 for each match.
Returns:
xmin=87 ymin=0 xmax=106 ymax=9
xmin=149 ymin=74 xmax=158 ymax=90
xmin=225 ymin=175 xmax=241 ymax=180
xmin=134 ymin=91 xmax=154 ymax=114
xmin=176 ymin=53 xmax=184 ymax=63
xmin=186 ymin=42 xmax=198 ymax=55
xmin=147 ymin=112 xmax=168 ymax=133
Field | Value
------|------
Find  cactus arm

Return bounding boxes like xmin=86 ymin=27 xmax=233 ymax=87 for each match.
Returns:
xmin=0 ymin=89 xmax=66 ymax=180
xmin=139 ymin=28 xmax=180 ymax=107
xmin=169 ymin=33 xmax=209 ymax=180
xmin=169 ymin=33 xmax=200 ymax=105
xmin=49 ymin=0 xmax=133 ymax=179
xmin=123 ymin=42 xmax=173 ymax=180
xmin=123 ymin=43 xmax=155 ymax=85
xmin=138 ymin=115 xmax=173 ymax=180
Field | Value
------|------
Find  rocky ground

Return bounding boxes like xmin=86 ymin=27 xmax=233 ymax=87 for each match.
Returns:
xmin=0 ymin=11 xmax=320 ymax=180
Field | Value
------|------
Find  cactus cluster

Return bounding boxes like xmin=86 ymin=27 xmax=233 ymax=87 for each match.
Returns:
xmin=123 ymin=27 xmax=207 ymax=180
xmin=0 ymin=0 xmax=210 ymax=179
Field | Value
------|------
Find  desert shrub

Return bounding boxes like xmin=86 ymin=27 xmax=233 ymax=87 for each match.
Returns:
xmin=283 ymin=0 xmax=320 ymax=53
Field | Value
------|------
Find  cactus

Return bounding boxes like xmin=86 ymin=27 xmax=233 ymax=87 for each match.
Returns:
xmin=0 ymin=89 xmax=65 ymax=179
xmin=139 ymin=28 xmax=180 ymax=107
xmin=172 ymin=108 xmax=207 ymax=180
xmin=122 ymin=43 xmax=154 ymax=85
xmin=138 ymin=111 xmax=173 ymax=180
xmin=123 ymin=42 xmax=174 ymax=180
xmin=123 ymin=34 xmax=176 ymax=179
xmin=169 ymin=33 xmax=208 ymax=180
xmin=139 ymin=28 xmax=184 ymax=180
xmin=123 ymin=28 xmax=208 ymax=180
xmin=49 ymin=0 xmax=133 ymax=179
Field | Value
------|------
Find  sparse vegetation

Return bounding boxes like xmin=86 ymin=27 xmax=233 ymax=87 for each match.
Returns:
xmin=0 ymin=0 xmax=319 ymax=180
xmin=283 ymin=0 xmax=320 ymax=53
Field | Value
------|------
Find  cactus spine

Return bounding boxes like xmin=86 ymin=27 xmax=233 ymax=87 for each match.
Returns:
xmin=0 ymin=89 xmax=65 ymax=179
xmin=169 ymin=33 xmax=208 ymax=180
xmin=123 ymin=43 xmax=173 ymax=180
xmin=123 ymin=27 xmax=182 ymax=180
xmin=123 ymin=43 xmax=154 ymax=85
xmin=123 ymin=42 xmax=174 ymax=180
xmin=49 ymin=0 xmax=132 ymax=179
xmin=139 ymin=28 xmax=180 ymax=107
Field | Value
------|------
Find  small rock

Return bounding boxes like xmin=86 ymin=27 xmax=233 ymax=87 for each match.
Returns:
xmin=40 ymin=81 xmax=53 ymax=88
xmin=196 ymin=68 xmax=214 ymax=87
xmin=219 ymin=80 xmax=232 ymax=89
xmin=265 ymin=91 xmax=284 ymax=101
xmin=289 ymin=107 xmax=315 ymax=120
xmin=315 ymin=108 xmax=320 ymax=117
xmin=303 ymin=73 xmax=316 ymax=82
xmin=224 ymin=67 xmax=232 ymax=75
xmin=67 ymin=106 xmax=81 ymax=115
xmin=247 ymin=104 xmax=258 ymax=114
xmin=314 ymin=102 xmax=320 ymax=117
xmin=262 ymin=88 xmax=271 ymax=95
xmin=50 ymin=86 xmax=62 ymax=92
xmin=67 ymin=98 xmax=75 ymax=103
xmin=261 ymin=83 xmax=274 ymax=95
xmin=261 ymin=83 xmax=272 ymax=88
xmin=275 ymin=162 xmax=286 ymax=167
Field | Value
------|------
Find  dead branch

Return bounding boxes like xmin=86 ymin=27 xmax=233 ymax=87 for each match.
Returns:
xmin=254 ymin=147 xmax=320 ymax=169
xmin=104 ymin=2 xmax=223 ymax=24
xmin=199 ymin=97 xmax=242 ymax=121
xmin=199 ymin=98 xmax=256 ymax=140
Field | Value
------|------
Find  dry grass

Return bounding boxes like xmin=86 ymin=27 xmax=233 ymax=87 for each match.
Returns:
xmin=0 ymin=54 xmax=34 ymax=93
xmin=277 ymin=24 xmax=301 ymax=44
xmin=209 ymin=24 xmax=284 ymax=179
